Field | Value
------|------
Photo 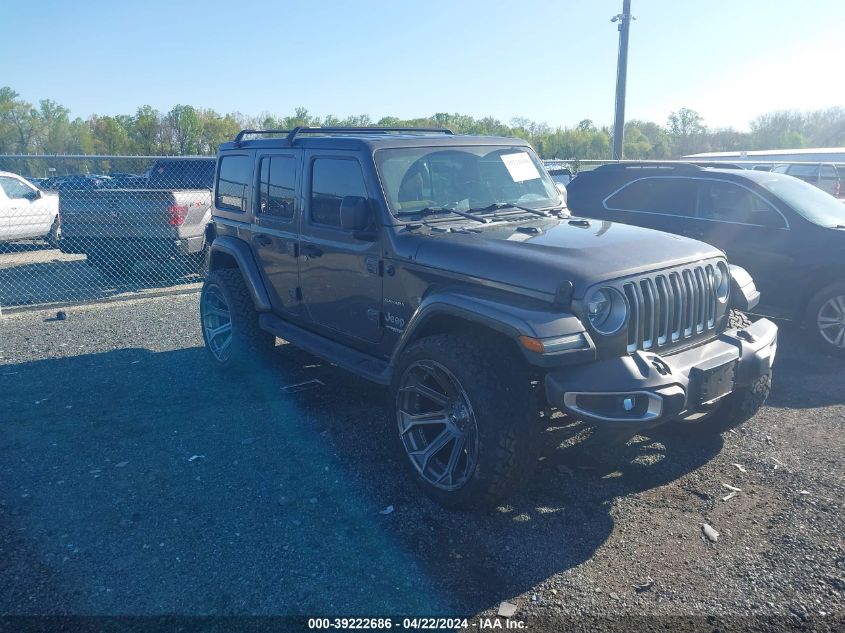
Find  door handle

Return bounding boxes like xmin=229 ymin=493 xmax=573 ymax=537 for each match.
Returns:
xmin=254 ymin=234 xmax=272 ymax=246
xmin=300 ymin=244 xmax=323 ymax=258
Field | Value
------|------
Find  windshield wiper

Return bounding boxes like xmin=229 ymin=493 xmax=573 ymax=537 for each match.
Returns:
xmin=396 ymin=206 xmax=489 ymax=224
xmin=467 ymin=202 xmax=568 ymax=218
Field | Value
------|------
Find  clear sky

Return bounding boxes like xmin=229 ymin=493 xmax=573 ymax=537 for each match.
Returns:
xmin=2 ymin=0 xmax=842 ymax=130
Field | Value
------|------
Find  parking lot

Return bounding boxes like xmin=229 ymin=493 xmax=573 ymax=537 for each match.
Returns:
xmin=0 ymin=242 xmax=202 ymax=310
xmin=1 ymin=294 xmax=843 ymax=627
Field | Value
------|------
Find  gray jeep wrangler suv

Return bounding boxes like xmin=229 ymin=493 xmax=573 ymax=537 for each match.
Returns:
xmin=200 ymin=127 xmax=778 ymax=509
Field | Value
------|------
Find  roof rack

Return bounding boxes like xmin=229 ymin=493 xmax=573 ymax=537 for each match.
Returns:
xmin=233 ymin=129 xmax=291 ymax=145
xmin=598 ymin=161 xmax=704 ymax=171
xmin=285 ymin=126 xmax=454 ymax=143
xmin=233 ymin=126 xmax=454 ymax=146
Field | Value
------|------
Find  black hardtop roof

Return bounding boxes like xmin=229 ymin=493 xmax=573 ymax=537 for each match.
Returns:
xmin=218 ymin=127 xmax=531 ymax=152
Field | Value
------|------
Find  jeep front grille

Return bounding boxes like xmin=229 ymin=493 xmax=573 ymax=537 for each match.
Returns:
xmin=623 ymin=264 xmax=720 ymax=353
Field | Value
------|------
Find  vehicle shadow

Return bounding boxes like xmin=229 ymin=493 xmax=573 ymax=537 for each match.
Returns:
xmin=262 ymin=344 xmax=727 ymax=615
xmin=1 ymin=343 xmax=724 ymax=617
xmin=0 ymin=239 xmax=54 ymax=254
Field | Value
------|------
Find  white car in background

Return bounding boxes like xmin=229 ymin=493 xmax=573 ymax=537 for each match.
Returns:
xmin=0 ymin=171 xmax=60 ymax=245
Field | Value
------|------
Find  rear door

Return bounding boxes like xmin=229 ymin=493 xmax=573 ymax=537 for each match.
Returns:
xmin=298 ymin=152 xmax=383 ymax=344
xmin=251 ymin=152 xmax=302 ymax=315
xmin=819 ymin=164 xmax=839 ymax=196
xmin=601 ymin=176 xmax=698 ymax=235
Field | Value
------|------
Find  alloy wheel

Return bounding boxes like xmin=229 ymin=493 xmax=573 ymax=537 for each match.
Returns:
xmin=201 ymin=285 xmax=233 ymax=361
xmin=817 ymin=294 xmax=845 ymax=349
xmin=396 ymin=360 xmax=479 ymax=491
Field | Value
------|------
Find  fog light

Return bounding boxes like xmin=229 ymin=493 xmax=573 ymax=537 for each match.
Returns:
xmin=622 ymin=397 xmax=635 ymax=412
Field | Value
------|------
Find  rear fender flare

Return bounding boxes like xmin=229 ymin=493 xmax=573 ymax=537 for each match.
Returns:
xmin=208 ymin=235 xmax=271 ymax=312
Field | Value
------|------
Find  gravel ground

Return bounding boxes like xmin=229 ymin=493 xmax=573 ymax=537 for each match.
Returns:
xmin=0 ymin=294 xmax=843 ymax=631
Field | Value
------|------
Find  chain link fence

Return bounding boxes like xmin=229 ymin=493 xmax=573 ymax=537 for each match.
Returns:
xmin=0 ymin=155 xmax=214 ymax=311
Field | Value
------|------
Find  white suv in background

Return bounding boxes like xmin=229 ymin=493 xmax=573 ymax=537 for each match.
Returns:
xmin=0 ymin=171 xmax=60 ymax=245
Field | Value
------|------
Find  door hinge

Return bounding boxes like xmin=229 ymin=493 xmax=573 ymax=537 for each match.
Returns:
xmin=367 ymin=308 xmax=380 ymax=322
xmin=365 ymin=256 xmax=382 ymax=276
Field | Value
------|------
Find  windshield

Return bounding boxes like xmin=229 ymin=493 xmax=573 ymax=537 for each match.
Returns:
xmin=374 ymin=145 xmax=561 ymax=217
xmin=757 ymin=174 xmax=845 ymax=227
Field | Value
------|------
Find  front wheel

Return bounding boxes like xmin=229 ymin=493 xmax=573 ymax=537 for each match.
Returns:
xmin=392 ymin=334 xmax=539 ymax=510
xmin=805 ymin=282 xmax=845 ymax=356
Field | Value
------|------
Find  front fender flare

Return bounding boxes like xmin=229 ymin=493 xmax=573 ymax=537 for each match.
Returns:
xmin=209 ymin=235 xmax=272 ymax=313
xmin=390 ymin=290 xmax=590 ymax=366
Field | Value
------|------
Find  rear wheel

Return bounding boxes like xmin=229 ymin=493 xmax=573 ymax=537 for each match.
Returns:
xmin=805 ymin=282 xmax=845 ymax=356
xmin=200 ymin=268 xmax=275 ymax=371
xmin=392 ymin=334 xmax=539 ymax=510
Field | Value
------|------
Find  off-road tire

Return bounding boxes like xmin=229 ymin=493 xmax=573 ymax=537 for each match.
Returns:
xmin=201 ymin=268 xmax=275 ymax=371
xmin=391 ymin=333 xmax=540 ymax=510
xmin=805 ymin=282 xmax=845 ymax=357
xmin=727 ymin=309 xmax=752 ymax=329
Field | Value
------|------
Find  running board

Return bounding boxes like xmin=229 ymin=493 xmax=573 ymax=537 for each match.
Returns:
xmin=258 ymin=314 xmax=392 ymax=385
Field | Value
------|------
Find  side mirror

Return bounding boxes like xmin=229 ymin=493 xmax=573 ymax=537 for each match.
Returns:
xmin=26 ymin=189 xmax=42 ymax=201
xmin=339 ymin=196 xmax=372 ymax=231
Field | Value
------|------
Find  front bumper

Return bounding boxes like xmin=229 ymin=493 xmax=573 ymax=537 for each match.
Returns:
xmin=545 ymin=318 xmax=778 ymax=431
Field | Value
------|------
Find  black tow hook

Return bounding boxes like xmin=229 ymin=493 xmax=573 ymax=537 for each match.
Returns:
xmin=736 ymin=330 xmax=756 ymax=343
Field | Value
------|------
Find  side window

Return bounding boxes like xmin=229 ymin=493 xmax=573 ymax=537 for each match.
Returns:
xmin=770 ymin=165 xmax=790 ymax=174
xmin=257 ymin=156 xmax=297 ymax=220
xmin=215 ymin=155 xmax=251 ymax=212
xmin=605 ymin=177 xmax=696 ymax=216
xmin=0 ymin=176 xmax=35 ymax=200
xmin=821 ymin=165 xmax=836 ymax=179
xmin=697 ymin=181 xmax=783 ymax=227
xmin=310 ymin=158 xmax=367 ymax=227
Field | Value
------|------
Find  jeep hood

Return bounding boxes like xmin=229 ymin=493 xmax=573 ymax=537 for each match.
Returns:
xmin=410 ymin=217 xmax=724 ymax=298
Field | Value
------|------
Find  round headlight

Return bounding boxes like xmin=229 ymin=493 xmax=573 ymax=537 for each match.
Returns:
xmin=586 ymin=287 xmax=627 ymax=334
xmin=712 ymin=262 xmax=730 ymax=303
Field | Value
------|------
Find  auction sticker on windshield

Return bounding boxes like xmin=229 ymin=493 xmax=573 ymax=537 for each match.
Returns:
xmin=500 ymin=151 xmax=541 ymax=182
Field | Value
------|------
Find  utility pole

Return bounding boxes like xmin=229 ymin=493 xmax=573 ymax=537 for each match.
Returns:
xmin=611 ymin=0 xmax=633 ymax=160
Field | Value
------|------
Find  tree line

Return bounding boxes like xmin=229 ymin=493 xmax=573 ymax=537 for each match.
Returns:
xmin=1 ymin=86 xmax=843 ymax=162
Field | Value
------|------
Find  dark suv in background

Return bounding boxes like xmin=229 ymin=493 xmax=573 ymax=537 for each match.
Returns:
xmin=567 ymin=163 xmax=845 ymax=354
xmin=200 ymin=128 xmax=777 ymax=509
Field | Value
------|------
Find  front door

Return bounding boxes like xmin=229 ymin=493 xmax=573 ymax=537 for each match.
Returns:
xmin=298 ymin=153 xmax=383 ymax=344
xmin=251 ymin=153 xmax=301 ymax=315
xmin=0 ymin=175 xmax=48 ymax=240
